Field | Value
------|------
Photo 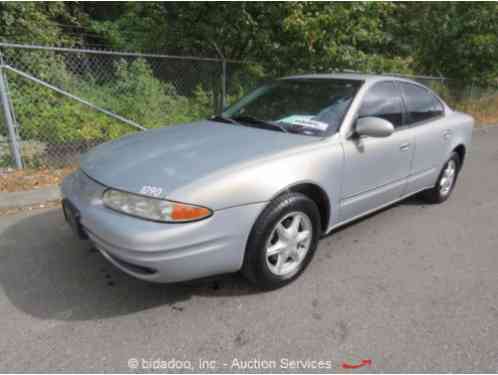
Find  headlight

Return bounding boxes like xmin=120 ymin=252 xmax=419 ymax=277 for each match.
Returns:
xmin=102 ymin=189 xmax=212 ymax=223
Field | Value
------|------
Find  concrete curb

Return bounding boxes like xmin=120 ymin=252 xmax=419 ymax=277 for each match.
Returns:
xmin=0 ymin=186 xmax=61 ymax=209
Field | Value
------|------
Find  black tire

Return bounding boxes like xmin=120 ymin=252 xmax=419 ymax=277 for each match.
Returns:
xmin=420 ymin=152 xmax=461 ymax=204
xmin=242 ymin=192 xmax=321 ymax=290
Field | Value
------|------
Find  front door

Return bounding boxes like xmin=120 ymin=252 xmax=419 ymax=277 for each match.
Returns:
xmin=339 ymin=81 xmax=414 ymax=221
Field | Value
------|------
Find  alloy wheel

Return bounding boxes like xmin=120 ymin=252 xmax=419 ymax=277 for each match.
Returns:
xmin=265 ymin=211 xmax=313 ymax=276
xmin=440 ymin=159 xmax=457 ymax=196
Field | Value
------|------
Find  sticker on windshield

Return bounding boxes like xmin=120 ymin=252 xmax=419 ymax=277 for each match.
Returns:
xmin=277 ymin=115 xmax=329 ymax=131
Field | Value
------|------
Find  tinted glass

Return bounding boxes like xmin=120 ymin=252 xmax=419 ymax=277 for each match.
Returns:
xmin=401 ymin=83 xmax=444 ymax=124
xmin=358 ymin=82 xmax=403 ymax=128
xmin=223 ymin=79 xmax=362 ymax=136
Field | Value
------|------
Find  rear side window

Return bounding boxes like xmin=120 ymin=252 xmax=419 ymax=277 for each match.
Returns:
xmin=401 ymin=83 xmax=444 ymax=125
xmin=358 ymin=82 xmax=403 ymax=128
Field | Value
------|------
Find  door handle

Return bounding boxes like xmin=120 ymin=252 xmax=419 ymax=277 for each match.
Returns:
xmin=400 ymin=143 xmax=410 ymax=152
xmin=443 ymin=129 xmax=453 ymax=140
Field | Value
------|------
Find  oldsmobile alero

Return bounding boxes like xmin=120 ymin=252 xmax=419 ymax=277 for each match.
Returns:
xmin=61 ymin=74 xmax=474 ymax=289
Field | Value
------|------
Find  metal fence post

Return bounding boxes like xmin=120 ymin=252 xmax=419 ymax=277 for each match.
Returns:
xmin=221 ymin=59 xmax=227 ymax=111
xmin=0 ymin=57 xmax=23 ymax=169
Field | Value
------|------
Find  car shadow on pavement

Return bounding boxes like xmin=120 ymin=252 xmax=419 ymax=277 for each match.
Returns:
xmin=0 ymin=208 xmax=258 ymax=322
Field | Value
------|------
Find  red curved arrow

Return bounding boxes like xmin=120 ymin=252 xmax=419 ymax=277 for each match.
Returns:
xmin=341 ymin=359 xmax=372 ymax=369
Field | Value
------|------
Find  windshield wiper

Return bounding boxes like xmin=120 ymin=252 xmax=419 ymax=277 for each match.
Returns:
xmin=232 ymin=115 xmax=288 ymax=133
xmin=211 ymin=115 xmax=242 ymax=126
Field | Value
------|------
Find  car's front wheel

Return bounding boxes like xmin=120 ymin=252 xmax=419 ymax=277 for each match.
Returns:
xmin=242 ymin=192 xmax=321 ymax=290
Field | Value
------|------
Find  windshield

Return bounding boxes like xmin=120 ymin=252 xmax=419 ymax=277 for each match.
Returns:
xmin=221 ymin=78 xmax=363 ymax=136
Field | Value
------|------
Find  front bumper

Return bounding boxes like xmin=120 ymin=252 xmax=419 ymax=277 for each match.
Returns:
xmin=61 ymin=170 xmax=266 ymax=283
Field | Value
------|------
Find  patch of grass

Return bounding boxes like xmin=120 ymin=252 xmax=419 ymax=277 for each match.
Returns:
xmin=453 ymin=94 xmax=498 ymax=126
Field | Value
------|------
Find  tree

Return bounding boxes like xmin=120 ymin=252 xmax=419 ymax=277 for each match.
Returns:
xmin=0 ymin=2 xmax=85 ymax=46
xmin=394 ymin=2 xmax=498 ymax=83
xmin=84 ymin=2 xmax=411 ymax=76
xmin=272 ymin=2 xmax=411 ymax=75
xmin=1 ymin=2 xmax=497 ymax=82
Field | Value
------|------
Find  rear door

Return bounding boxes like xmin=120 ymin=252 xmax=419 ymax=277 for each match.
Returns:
xmin=399 ymin=83 xmax=448 ymax=193
xmin=340 ymin=81 xmax=415 ymax=221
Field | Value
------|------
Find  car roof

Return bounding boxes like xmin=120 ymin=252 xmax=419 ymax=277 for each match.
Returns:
xmin=282 ymin=73 xmax=420 ymax=85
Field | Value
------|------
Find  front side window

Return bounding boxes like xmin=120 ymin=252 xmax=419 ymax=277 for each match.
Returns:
xmin=401 ymin=83 xmax=444 ymax=125
xmin=222 ymin=79 xmax=363 ymax=136
xmin=358 ymin=81 xmax=403 ymax=128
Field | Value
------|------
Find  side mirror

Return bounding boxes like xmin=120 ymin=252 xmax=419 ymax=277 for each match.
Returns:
xmin=355 ymin=117 xmax=394 ymax=138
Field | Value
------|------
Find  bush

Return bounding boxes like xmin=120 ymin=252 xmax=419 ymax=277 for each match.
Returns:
xmin=7 ymin=58 xmax=218 ymax=147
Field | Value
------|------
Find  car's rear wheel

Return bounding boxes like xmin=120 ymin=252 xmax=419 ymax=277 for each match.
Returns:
xmin=421 ymin=152 xmax=460 ymax=204
xmin=242 ymin=192 xmax=321 ymax=290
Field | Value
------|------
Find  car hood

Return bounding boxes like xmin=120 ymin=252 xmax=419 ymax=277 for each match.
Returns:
xmin=80 ymin=120 xmax=318 ymax=200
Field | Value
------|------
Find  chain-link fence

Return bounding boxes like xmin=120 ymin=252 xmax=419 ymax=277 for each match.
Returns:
xmin=1 ymin=42 xmax=496 ymax=192
xmin=0 ymin=43 xmax=261 ymax=180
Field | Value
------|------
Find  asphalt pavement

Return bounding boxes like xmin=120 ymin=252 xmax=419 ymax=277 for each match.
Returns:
xmin=1 ymin=126 xmax=497 ymax=372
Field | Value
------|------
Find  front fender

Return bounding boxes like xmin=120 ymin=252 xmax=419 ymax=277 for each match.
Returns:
xmin=168 ymin=140 xmax=344 ymax=226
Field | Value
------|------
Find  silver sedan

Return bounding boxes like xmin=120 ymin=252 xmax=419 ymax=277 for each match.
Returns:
xmin=61 ymin=74 xmax=474 ymax=289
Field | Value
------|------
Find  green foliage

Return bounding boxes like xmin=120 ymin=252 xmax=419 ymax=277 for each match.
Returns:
xmin=0 ymin=2 xmax=82 ymax=46
xmin=80 ymin=58 xmax=214 ymax=126
xmin=7 ymin=58 xmax=215 ymax=146
xmin=82 ymin=2 xmax=498 ymax=83
xmin=3 ymin=3 xmax=498 ymax=82
xmin=1 ymin=1 xmax=497 ymax=167
xmin=2 ymin=3 xmax=498 ymax=82
xmin=83 ymin=3 xmax=415 ymax=77
xmin=276 ymin=2 xmax=411 ymax=75
xmin=392 ymin=2 xmax=498 ymax=83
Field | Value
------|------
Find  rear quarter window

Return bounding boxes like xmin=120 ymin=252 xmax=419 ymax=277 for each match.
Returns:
xmin=401 ymin=83 xmax=444 ymax=125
